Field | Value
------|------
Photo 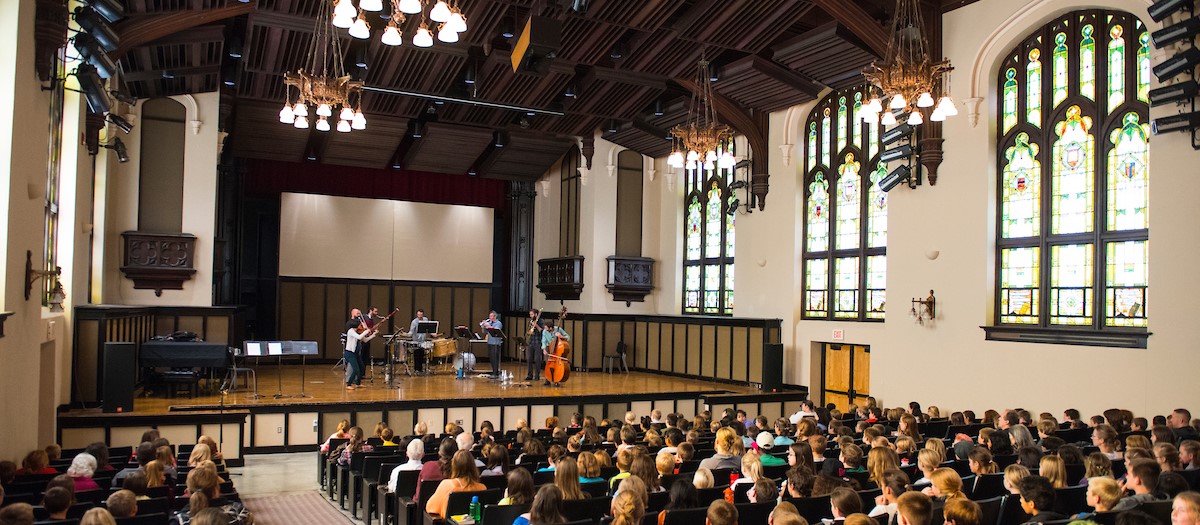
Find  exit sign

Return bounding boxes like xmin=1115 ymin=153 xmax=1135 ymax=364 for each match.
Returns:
xmin=832 ymin=329 xmax=845 ymax=341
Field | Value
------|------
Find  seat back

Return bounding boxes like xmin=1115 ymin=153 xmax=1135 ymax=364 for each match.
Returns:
xmin=646 ymin=490 xmax=670 ymax=512
xmin=735 ymin=502 xmax=774 ymax=525
xmin=562 ymin=496 xmax=612 ymax=524
xmin=662 ymin=507 xmax=710 ymax=525
xmin=136 ymin=497 xmax=171 ymax=516
xmin=1139 ymin=500 xmax=1173 ymax=525
xmin=998 ymin=494 xmax=1030 ymax=525
xmin=697 ymin=487 xmax=727 ymax=506
xmin=858 ymin=487 xmax=882 ymax=511
xmin=1052 ymin=485 xmax=1088 ymax=516
xmin=416 ymin=479 xmax=442 ymax=510
xmin=784 ymin=494 xmax=834 ymax=523
xmin=377 ymin=462 xmax=403 ymax=484
xmin=446 ymin=488 xmax=504 ymax=517
xmin=975 ymin=496 xmax=1005 ymax=525
xmin=394 ymin=469 xmax=421 ymax=499
xmin=480 ymin=474 xmax=508 ymax=490
xmin=972 ymin=473 xmax=1008 ymax=501
xmin=922 ymin=420 xmax=952 ymax=439
xmin=676 ymin=461 xmax=700 ymax=474
xmin=581 ymin=481 xmax=608 ymax=498
xmin=481 ymin=503 xmax=529 ymax=525
xmin=994 ymin=455 xmax=1019 ymax=469
xmin=116 ymin=513 xmax=169 ymax=525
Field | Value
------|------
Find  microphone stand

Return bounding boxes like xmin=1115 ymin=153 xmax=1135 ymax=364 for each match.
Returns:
xmin=218 ymin=389 xmax=241 ymax=476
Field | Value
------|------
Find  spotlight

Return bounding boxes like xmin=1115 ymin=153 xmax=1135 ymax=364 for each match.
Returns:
xmin=500 ymin=18 xmax=515 ymax=39
xmin=464 ymin=62 xmax=476 ymax=85
xmin=708 ymin=64 xmax=719 ymax=82
xmin=76 ymin=64 xmax=111 ymax=114
xmin=355 ymin=47 xmax=369 ymax=69
xmin=162 ymin=69 xmax=175 ymax=79
xmin=1151 ymin=110 xmax=1200 ymax=134
xmin=728 ymin=180 xmax=747 ymax=190
xmin=494 ymin=132 xmax=507 ymax=148
xmin=878 ymin=165 xmax=911 ymax=192
xmin=107 ymin=113 xmax=133 ymax=133
xmin=1151 ymin=17 xmax=1200 ymax=49
xmin=108 ymin=90 xmax=136 ymax=106
xmin=221 ymin=62 xmax=238 ymax=86
xmin=726 ymin=199 xmax=739 ymax=216
xmin=74 ymin=33 xmax=117 ymax=78
xmin=85 ymin=0 xmax=124 ymax=23
xmin=653 ymin=99 xmax=663 ymax=116
xmin=570 ymin=0 xmax=587 ymax=13
xmin=101 ymin=137 xmax=129 ymax=163
xmin=880 ymin=144 xmax=915 ymax=163
xmin=410 ymin=119 xmax=424 ymax=138
xmin=610 ymin=44 xmax=623 ymax=60
xmin=1149 ymin=80 xmax=1199 ymax=106
xmin=606 ymin=119 xmax=618 ymax=133
xmin=74 ymin=7 xmax=119 ymax=52
xmin=881 ymin=122 xmax=914 ymax=146
xmin=468 ymin=168 xmax=478 ymax=176
xmin=1153 ymin=46 xmax=1200 ymax=81
xmin=304 ymin=144 xmax=318 ymax=161
xmin=227 ymin=33 xmax=245 ymax=59
xmin=563 ymin=84 xmax=575 ymax=98
xmin=1149 ymin=0 xmax=1193 ymax=23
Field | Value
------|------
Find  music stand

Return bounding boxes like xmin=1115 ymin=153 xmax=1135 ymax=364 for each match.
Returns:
xmin=243 ymin=341 xmax=319 ymax=398
xmin=242 ymin=342 xmax=269 ymax=399
xmin=416 ymin=321 xmax=439 ymax=335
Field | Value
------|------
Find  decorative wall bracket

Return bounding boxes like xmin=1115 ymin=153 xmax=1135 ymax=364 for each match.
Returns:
xmin=605 ymin=256 xmax=654 ymax=306
xmin=120 ymin=231 xmax=198 ymax=296
xmin=537 ymin=256 xmax=585 ymax=301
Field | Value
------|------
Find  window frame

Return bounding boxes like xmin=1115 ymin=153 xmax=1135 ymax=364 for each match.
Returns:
xmin=681 ymin=141 xmax=735 ymax=316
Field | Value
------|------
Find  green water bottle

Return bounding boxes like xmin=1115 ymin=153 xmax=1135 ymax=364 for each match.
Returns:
xmin=469 ymin=495 xmax=481 ymax=522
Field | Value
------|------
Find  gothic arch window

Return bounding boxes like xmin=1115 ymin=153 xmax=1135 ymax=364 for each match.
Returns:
xmin=683 ymin=141 xmax=735 ymax=315
xmin=802 ymin=87 xmax=887 ymax=321
xmin=993 ymin=9 xmax=1149 ymax=338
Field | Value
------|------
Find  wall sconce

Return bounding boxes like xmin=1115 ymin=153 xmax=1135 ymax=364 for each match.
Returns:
xmin=911 ymin=289 xmax=936 ymax=325
xmin=25 ymin=250 xmax=66 ymax=312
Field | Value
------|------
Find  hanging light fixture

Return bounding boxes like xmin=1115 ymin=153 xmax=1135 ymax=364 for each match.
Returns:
xmin=333 ymin=0 xmax=467 ymax=47
xmin=858 ymin=0 xmax=956 ymax=126
xmin=667 ymin=57 xmax=735 ymax=171
xmin=280 ymin=0 xmax=366 ymax=133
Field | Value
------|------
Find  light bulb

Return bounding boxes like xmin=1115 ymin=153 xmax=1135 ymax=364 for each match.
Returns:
xmin=861 ymin=111 xmax=879 ymax=124
xmin=686 ymin=150 xmax=699 ymax=162
xmin=429 ymin=0 xmax=451 ymax=22
xmin=381 ymin=23 xmax=402 ymax=45
xmin=705 ymin=150 xmax=717 ymax=162
xmin=937 ymin=96 xmax=958 ymax=117
xmin=337 ymin=119 xmax=352 ymax=132
xmin=294 ymin=115 xmax=309 ymax=129
xmin=316 ymin=103 xmax=332 ymax=117
xmin=668 ymin=151 xmax=683 ymax=168
xmin=292 ymin=103 xmax=308 ymax=117
xmin=685 ymin=159 xmax=697 ymax=170
xmin=316 ymin=116 xmax=331 ymax=131
xmin=917 ymin=92 xmax=935 ymax=108
xmin=704 ymin=160 xmax=715 ymax=171
xmin=867 ymin=97 xmax=882 ymax=113
xmin=333 ymin=0 xmax=357 ymax=19
xmin=437 ymin=23 xmax=459 ymax=43
xmin=413 ymin=25 xmax=434 ymax=47
xmin=349 ymin=14 xmax=371 ymax=39
xmin=332 ymin=12 xmax=354 ymax=28
xmin=397 ymin=0 xmax=421 ymax=14
xmin=358 ymin=0 xmax=382 ymax=11
xmin=340 ymin=107 xmax=355 ymax=120
xmin=880 ymin=111 xmax=897 ymax=126
xmin=279 ymin=104 xmax=295 ymax=123
xmin=352 ymin=110 xmax=367 ymax=130
xmin=449 ymin=11 xmax=467 ymax=33
xmin=889 ymin=94 xmax=907 ymax=109
xmin=718 ymin=153 xmax=736 ymax=169
xmin=930 ymin=107 xmax=946 ymax=122
xmin=907 ymin=111 xmax=923 ymax=125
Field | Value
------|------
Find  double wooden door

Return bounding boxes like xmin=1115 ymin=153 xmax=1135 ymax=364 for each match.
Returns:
xmin=821 ymin=343 xmax=870 ymax=412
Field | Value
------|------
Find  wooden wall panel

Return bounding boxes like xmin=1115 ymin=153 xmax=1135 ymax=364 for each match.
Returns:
xmin=601 ymin=321 xmax=622 ymax=369
xmin=447 ymin=407 xmax=473 ymax=431
xmin=414 ymin=287 xmax=434 ymax=318
xmin=659 ymin=324 xmax=671 ymax=372
xmin=672 ymin=326 xmax=686 ymax=374
xmin=748 ymin=327 xmax=764 ymax=383
xmin=288 ymin=411 xmax=319 ymax=445
xmin=622 ymin=322 xmax=635 ymax=364
xmin=279 ymin=282 xmax=302 ymax=340
xmin=76 ymin=320 xmax=100 ymax=401
xmin=321 ymin=411 xmax=352 ymax=440
xmin=453 ymin=288 xmax=471 ymax=328
xmin=388 ymin=410 xmax=416 ymax=434
xmin=471 ymin=289 xmax=489 ymax=334
xmin=325 ymin=287 xmax=347 ymax=357
xmin=432 ymin=288 xmax=453 ymax=329
xmin=476 ymin=407 xmax=501 ymax=431
xmin=394 ymin=285 xmax=415 ymax=321
xmin=716 ymin=326 xmax=732 ymax=379
xmin=700 ymin=325 xmax=716 ymax=378
xmin=732 ymin=327 xmax=749 ymax=381
xmin=253 ymin=414 xmax=286 ymax=447
xmin=685 ymin=325 xmax=700 ymax=376
xmin=369 ymin=284 xmax=390 ymax=313
xmin=207 ymin=317 xmax=230 ymax=343
xmin=301 ymin=283 xmax=325 ymax=343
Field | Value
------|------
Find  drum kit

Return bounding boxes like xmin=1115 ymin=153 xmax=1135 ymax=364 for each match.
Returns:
xmin=382 ymin=334 xmax=474 ymax=385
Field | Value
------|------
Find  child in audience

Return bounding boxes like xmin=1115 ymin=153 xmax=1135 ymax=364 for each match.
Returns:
xmin=706 ymin=499 xmax=738 ymax=525
xmin=197 ymin=436 xmax=224 ymax=468
xmin=895 ymin=491 xmax=932 ymax=525
xmin=1084 ymin=452 xmax=1114 ymax=484
xmin=922 ymin=467 xmax=966 ymax=501
xmin=867 ymin=468 xmax=909 ymax=523
xmin=825 ymin=486 xmax=863 ymax=524
xmin=1093 ymin=425 xmax=1124 ymax=461
xmin=554 ymin=457 xmax=586 ymax=500
xmin=42 ymin=486 xmax=74 ymax=520
xmin=380 ymin=427 xmax=398 ymax=447
xmin=144 ymin=460 xmax=166 ymax=489
xmin=499 ymin=468 xmax=534 ymax=506
xmin=610 ymin=448 xmax=634 ymax=489
xmin=1173 ymin=491 xmax=1200 ymax=525
xmin=106 ymin=490 xmax=138 ymax=518
xmin=425 ymin=450 xmax=486 ymax=518
xmin=969 ymin=447 xmax=999 ymax=476
xmin=1179 ymin=441 xmax=1199 ymax=471
xmin=610 ymin=481 xmax=646 ymax=525
xmin=17 ymin=449 xmax=56 ymax=475
xmin=45 ymin=444 xmax=62 ymax=462
xmin=1157 ymin=443 xmax=1183 ymax=472
xmin=187 ymin=443 xmax=212 ymax=467
xmin=839 ymin=443 xmax=865 ymax=474
xmin=1113 ymin=458 xmax=1163 ymax=511
xmin=943 ymin=498 xmax=983 ymax=525
xmin=692 ymin=468 xmax=714 ymax=489
xmin=514 ymin=485 xmax=566 ymax=525
xmin=748 ymin=478 xmax=778 ymax=504
xmin=319 ymin=420 xmax=349 ymax=454
xmin=80 ymin=508 xmax=117 ymax=525
xmin=1017 ymin=475 xmax=1067 ymax=523
xmin=594 ymin=449 xmax=613 ymax=467
xmin=1080 ymin=477 xmax=1123 ymax=517
xmin=631 ymin=455 xmax=663 ymax=493
xmin=1039 ymin=455 xmax=1068 ymax=488
xmin=123 ymin=471 xmax=150 ymax=500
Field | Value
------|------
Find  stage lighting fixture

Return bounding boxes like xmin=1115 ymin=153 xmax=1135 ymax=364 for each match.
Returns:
xmin=107 ymin=114 xmax=133 ymax=133
xmin=86 ymin=0 xmax=124 ymax=23
xmin=74 ymin=7 xmax=119 ymax=52
xmin=728 ymin=180 xmax=747 ymax=190
xmin=100 ymin=138 xmax=128 ymax=163
xmin=881 ymin=122 xmax=914 ymax=146
xmin=879 ymin=165 xmax=912 ymax=192
xmin=108 ymin=90 xmax=136 ymax=106
xmin=653 ymin=99 xmax=663 ymax=116
xmin=606 ymin=119 xmax=618 ymax=133
xmin=468 ymin=168 xmax=478 ymax=176
xmin=571 ymin=0 xmax=587 ymax=13
xmin=494 ymin=132 xmax=507 ymax=148
xmin=410 ymin=120 xmax=423 ymax=138
xmin=880 ymin=144 xmax=915 ymax=163
xmin=1151 ymin=17 xmax=1200 ymax=49
xmin=1149 ymin=80 xmax=1199 ymax=106
xmin=709 ymin=64 xmax=719 ymax=82
xmin=610 ymin=44 xmax=623 ymax=60
xmin=221 ymin=62 xmax=238 ymax=86
xmin=464 ymin=62 xmax=476 ymax=85
xmin=74 ymin=33 xmax=118 ymax=78
xmin=1153 ymin=46 xmax=1200 ymax=81
xmin=500 ymin=18 xmax=515 ymax=39
xmin=564 ymin=84 xmax=575 ymax=98
xmin=76 ymin=64 xmax=111 ymax=114
xmin=1151 ymin=110 xmax=1200 ymax=134
xmin=726 ymin=199 xmax=739 ymax=216
xmin=1149 ymin=0 xmax=1193 ymax=23
xmin=228 ymin=35 xmax=243 ymax=58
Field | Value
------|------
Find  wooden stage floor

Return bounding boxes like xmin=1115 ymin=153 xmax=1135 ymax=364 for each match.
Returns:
xmin=64 ymin=362 xmax=761 ymax=417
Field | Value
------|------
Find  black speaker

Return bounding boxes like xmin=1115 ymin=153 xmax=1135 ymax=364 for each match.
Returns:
xmin=103 ymin=342 xmax=135 ymax=413
xmin=761 ymin=343 xmax=783 ymax=392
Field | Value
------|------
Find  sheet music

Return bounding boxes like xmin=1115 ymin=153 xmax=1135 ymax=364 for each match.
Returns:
xmin=246 ymin=342 xmax=262 ymax=356
xmin=268 ymin=342 xmax=283 ymax=356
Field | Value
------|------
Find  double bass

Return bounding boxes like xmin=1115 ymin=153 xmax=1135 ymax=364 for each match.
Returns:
xmin=543 ymin=306 xmax=571 ymax=385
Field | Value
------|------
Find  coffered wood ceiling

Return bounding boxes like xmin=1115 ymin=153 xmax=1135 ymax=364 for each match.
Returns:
xmin=113 ymin=0 xmax=975 ymax=180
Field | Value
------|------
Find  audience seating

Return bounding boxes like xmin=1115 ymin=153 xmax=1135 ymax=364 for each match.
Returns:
xmin=444 ymin=488 xmax=503 ymax=517
xmin=1052 ymin=485 xmax=1088 ymax=516
xmin=783 ymin=494 xmax=833 ymax=523
xmin=972 ymin=473 xmax=1007 ymax=500
xmin=115 ymin=513 xmax=168 ymax=525
xmin=997 ymin=494 xmax=1031 ymax=525
xmin=1138 ymin=500 xmax=1172 ymax=524
xmin=660 ymin=507 xmax=709 ymax=525
xmin=561 ymin=496 xmax=612 ymax=525
xmin=376 ymin=469 xmax=420 ymax=525
xmin=480 ymin=503 xmax=528 ymax=525
xmin=646 ymin=490 xmax=669 ymax=512
xmin=975 ymin=496 xmax=1006 ymax=525
xmin=363 ymin=461 xmax=403 ymax=525
xmin=735 ymin=502 xmax=773 ymax=525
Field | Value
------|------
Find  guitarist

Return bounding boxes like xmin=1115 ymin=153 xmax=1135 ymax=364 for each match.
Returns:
xmin=525 ymin=309 xmax=546 ymax=382
xmin=540 ymin=319 xmax=570 ymax=387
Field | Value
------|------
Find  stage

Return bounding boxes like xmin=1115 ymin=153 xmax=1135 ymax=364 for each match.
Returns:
xmin=57 ymin=362 xmax=808 ymax=460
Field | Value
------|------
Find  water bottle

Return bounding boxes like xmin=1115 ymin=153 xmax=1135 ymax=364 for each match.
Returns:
xmin=468 ymin=495 xmax=481 ymax=521
xmin=457 ymin=366 xmax=464 ymax=380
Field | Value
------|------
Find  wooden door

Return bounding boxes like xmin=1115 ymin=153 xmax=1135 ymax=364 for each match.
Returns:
xmin=821 ymin=343 xmax=870 ymax=412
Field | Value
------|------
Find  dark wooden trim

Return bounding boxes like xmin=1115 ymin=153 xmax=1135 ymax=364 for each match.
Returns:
xmin=981 ymin=325 xmax=1150 ymax=348
xmin=807 ymin=0 xmax=889 ymax=57
xmin=112 ymin=3 xmax=256 ymax=60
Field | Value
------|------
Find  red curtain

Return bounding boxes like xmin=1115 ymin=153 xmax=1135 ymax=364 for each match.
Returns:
xmin=243 ymin=159 xmax=507 ymax=209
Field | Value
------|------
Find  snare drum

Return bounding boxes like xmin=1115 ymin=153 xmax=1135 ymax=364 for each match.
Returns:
xmin=431 ymin=338 xmax=457 ymax=359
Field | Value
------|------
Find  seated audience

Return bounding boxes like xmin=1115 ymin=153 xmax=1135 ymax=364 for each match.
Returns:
xmin=896 ymin=491 xmax=932 ymax=525
xmin=79 ymin=508 xmax=117 ymax=525
xmin=922 ymin=468 xmax=967 ymax=501
xmin=387 ymin=438 xmax=425 ymax=493
xmin=1017 ymin=475 xmax=1067 ymax=523
xmin=610 ymin=483 xmax=647 ymax=525
xmin=1039 ymin=455 xmax=1068 ymax=488
xmin=41 ymin=486 xmax=73 ymax=521
xmin=868 ymin=468 xmax=909 ymax=523
xmin=1157 ymin=443 xmax=1183 ymax=472
xmin=319 ymin=419 xmax=351 ymax=453
xmin=1081 ymin=477 xmax=1123 ymax=516
xmin=828 ymin=486 xmax=864 ymax=523
xmin=943 ymin=498 xmax=982 ymax=525
xmin=692 ymin=468 xmax=714 ymax=489
xmin=0 ymin=503 xmax=34 ymax=525
xmin=173 ymin=465 xmax=252 ymax=525
xmin=1173 ymin=492 xmax=1200 ymax=525
xmin=513 ymin=485 xmax=566 ymax=525
xmin=1113 ymin=458 xmax=1162 ymax=511
xmin=699 ymin=427 xmax=743 ymax=471
xmin=499 ymin=468 xmax=534 ymax=506
xmin=425 ymin=450 xmax=486 ymax=518
xmin=16 ymin=449 xmax=56 ymax=476
xmin=67 ymin=453 xmax=101 ymax=493
xmin=105 ymin=490 xmax=138 ymax=519
xmin=706 ymin=499 xmax=738 ymax=525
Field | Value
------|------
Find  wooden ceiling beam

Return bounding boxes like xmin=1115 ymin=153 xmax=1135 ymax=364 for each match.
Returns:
xmin=808 ymin=0 xmax=888 ymax=57
xmin=113 ymin=2 xmax=255 ymax=60
xmin=746 ymin=55 xmax=825 ymax=98
xmin=124 ymin=65 xmax=220 ymax=81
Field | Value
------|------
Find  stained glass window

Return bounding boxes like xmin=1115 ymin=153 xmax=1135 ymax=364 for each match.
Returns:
xmin=995 ymin=9 xmax=1149 ymax=333
xmin=682 ymin=141 xmax=736 ymax=315
xmin=803 ymin=86 xmax=887 ymax=321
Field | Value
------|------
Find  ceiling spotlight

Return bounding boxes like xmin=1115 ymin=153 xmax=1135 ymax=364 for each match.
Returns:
xmin=881 ymin=122 xmax=914 ymax=146
xmin=227 ymin=34 xmax=244 ymax=58
xmin=410 ymin=119 xmax=423 ymax=138
xmin=161 ymin=69 xmax=175 ymax=79
xmin=85 ymin=0 xmax=124 ymax=23
xmin=606 ymin=119 xmax=618 ymax=133
xmin=73 ymin=7 xmax=119 ymax=52
xmin=610 ymin=44 xmax=623 ymax=60
xmin=355 ymin=47 xmax=369 ymax=69
xmin=879 ymin=165 xmax=911 ymax=192
xmin=708 ymin=64 xmax=719 ymax=82
xmin=1151 ymin=110 xmax=1200 ymax=134
xmin=1153 ymin=47 xmax=1200 ymax=81
xmin=571 ymin=0 xmax=587 ymax=13
xmin=653 ymin=99 xmax=663 ymax=116
xmin=73 ymin=33 xmax=118 ymax=78
xmin=221 ymin=62 xmax=238 ymax=86
xmin=464 ymin=63 xmax=476 ymax=85
xmin=1151 ymin=17 xmax=1200 ymax=49
xmin=1148 ymin=0 xmax=1193 ymax=23
xmin=493 ymin=132 xmax=507 ymax=148
xmin=100 ymin=137 xmax=129 ymax=163
xmin=109 ymin=90 xmax=136 ymax=106
xmin=1149 ymin=80 xmax=1199 ymax=106
xmin=500 ymin=18 xmax=515 ymax=39
xmin=564 ymin=84 xmax=575 ymax=98
xmin=107 ymin=113 xmax=133 ymax=133
xmin=468 ymin=168 xmax=478 ymax=176
xmin=75 ymin=64 xmax=110 ymax=114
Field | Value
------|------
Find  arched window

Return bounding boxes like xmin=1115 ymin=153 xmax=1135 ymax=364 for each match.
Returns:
xmin=993 ymin=10 xmax=1149 ymax=337
xmin=683 ymin=141 xmax=735 ymax=315
xmin=802 ymin=87 xmax=887 ymax=321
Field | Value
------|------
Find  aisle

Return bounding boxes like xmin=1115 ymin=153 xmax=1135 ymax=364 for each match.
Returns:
xmin=235 ymin=452 xmax=354 ymax=524
xmin=241 ymin=492 xmax=354 ymax=525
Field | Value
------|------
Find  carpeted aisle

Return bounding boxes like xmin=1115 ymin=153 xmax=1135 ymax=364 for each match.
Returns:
xmin=241 ymin=491 xmax=354 ymax=525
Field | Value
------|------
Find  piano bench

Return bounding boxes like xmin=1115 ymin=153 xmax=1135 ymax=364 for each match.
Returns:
xmin=161 ymin=370 xmax=199 ymax=398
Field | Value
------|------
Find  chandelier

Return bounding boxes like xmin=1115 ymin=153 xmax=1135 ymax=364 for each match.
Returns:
xmin=667 ymin=58 xmax=736 ymax=171
xmin=278 ymin=0 xmax=366 ymax=133
xmin=332 ymin=0 xmax=467 ymax=48
xmin=859 ymin=0 xmax=957 ymax=127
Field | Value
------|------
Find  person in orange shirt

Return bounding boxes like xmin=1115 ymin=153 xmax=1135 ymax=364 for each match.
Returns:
xmin=425 ymin=450 xmax=486 ymax=518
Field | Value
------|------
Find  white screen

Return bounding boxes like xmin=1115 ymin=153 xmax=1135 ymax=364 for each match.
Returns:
xmin=279 ymin=193 xmax=494 ymax=283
